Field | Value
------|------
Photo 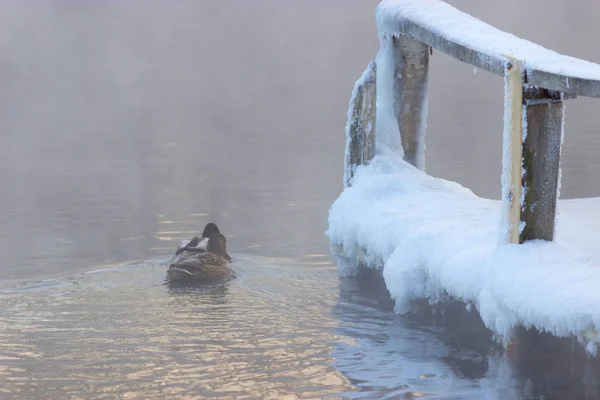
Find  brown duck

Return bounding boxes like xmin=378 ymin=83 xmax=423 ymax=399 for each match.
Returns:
xmin=172 ymin=222 xmax=232 ymax=262
xmin=167 ymin=232 xmax=234 ymax=282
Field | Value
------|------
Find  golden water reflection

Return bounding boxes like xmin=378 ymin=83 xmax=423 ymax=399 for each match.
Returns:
xmin=0 ymin=256 xmax=354 ymax=399
xmin=2 ymin=255 xmax=598 ymax=399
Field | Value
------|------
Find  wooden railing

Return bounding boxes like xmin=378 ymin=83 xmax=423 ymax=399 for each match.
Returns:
xmin=347 ymin=0 xmax=600 ymax=244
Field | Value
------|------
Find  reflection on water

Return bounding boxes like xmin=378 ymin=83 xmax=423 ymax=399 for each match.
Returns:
xmin=333 ymin=268 xmax=514 ymax=399
xmin=1 ymin=258 xmax=599 ymax=399
xmin=0 ymin=256 xmax=353 ymax=399
xmin=334 ymin=268 xmax=600 ymax=400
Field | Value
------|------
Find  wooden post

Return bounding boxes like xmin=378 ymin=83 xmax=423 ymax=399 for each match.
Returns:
xmin=345 ymin=62 xmax=377 ymax=187
xmin=520 ymin=87 xmax=564 ymax=242
xmin=391 ymin=35 xmax=430 ymax=170
xmin=503 ymin=59 xmax=523 ymax=244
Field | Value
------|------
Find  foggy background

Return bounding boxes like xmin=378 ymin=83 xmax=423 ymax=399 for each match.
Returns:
xmin=1 ymin=0 xmax=599 ymax=282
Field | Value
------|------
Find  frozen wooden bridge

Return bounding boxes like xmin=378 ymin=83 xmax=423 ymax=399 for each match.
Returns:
xmin=328 ymin=0 xmax=600 ymax=351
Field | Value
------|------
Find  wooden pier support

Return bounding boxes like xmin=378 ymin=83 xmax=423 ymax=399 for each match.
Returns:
xmin=391 ymin=35 xmax=430 ymax=170
xmin=503 ymin=60 xmax=524 ymax=244
xmin=345 ymin=62 xmax=377 ymax=187
xmin=520 ymin=87 xmax=564 ymax=242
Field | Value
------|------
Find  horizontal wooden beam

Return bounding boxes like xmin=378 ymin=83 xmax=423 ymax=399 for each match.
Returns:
xmin=377 ymin=0 xmax=600 ymax=98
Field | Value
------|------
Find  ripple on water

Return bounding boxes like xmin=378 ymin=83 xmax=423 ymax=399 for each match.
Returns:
xmin=0 ymin=254 xmax=560 ymax=399
xmin=1 ymin=280 xmax=74 ymax=294
xmin=0 ymin=255 xmax=357 ymax=399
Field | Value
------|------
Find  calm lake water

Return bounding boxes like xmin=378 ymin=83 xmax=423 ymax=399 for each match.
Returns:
xmin=1 ymin=0 xmax=600 ymax=398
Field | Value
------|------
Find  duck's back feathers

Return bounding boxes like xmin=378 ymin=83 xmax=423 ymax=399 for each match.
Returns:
xmin=168 ymin=227 xmax=234 ymax=282
xmin=167 ymin=252 xmax=233 ymax=282
xmin=171 ymin=236 xmax=210 ymax=264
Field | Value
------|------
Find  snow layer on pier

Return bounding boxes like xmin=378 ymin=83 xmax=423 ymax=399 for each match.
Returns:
xmin=327 ymin=152 xmax=600 ymax=347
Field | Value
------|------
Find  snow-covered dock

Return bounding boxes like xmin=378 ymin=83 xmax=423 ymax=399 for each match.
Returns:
xmin=328 ymin=0 xmax=600 ymax=351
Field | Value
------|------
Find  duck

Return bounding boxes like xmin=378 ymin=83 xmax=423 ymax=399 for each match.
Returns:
xmin=167 ymin=232 xmax=234 ymax=282
xmin=171 ymin=222 xmax=232 ymax=263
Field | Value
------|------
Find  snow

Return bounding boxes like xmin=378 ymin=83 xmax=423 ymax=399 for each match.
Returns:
xmin=327 ymin=152 xmax=600 ymax=347
xmin=376 ymin=0 xmax=600 ymax=83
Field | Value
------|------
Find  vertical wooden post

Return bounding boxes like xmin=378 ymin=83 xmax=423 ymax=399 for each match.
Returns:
xmin=391 ymin=35 xmax=430 ymax=170
xmin=362 ymin=66 xmax=377 ymax=166
xmin=503 ymin=59 xmax=523 ymax=244
xmin=345 ymin=62 xmax=377 ymax=187
xmin=520 ymin=87 xmax=564 ymax=242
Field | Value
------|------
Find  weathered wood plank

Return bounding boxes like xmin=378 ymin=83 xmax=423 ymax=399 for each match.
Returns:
xmin=345 ymin=62 xmax=377 ymax=187
xmin=391 ymin=35 xmax=430 ymax=169
xmin=362 ymin=71 xmax=377 ymax=165
xmin=504 ymin=60 xmax=524 ymax=244
xmin=520 ymin=87 xmax=563 ymax=242
xmin=376 ymin=0 xmax=600 ymax=98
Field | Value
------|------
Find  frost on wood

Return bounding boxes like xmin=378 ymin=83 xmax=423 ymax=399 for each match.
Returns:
xmin=376 ymin=0 xmax=600 ymax=98
xmin=345 ymin=62 xmax=377 ymax=188
xmin=557 ymin=103 xmax=566 ymax=200
xmin=371 ymin=33 xmax=430 ymax=169
xmin=375 ymin=36 xmax=403 ymax=157
xmin=390 ymin=34 xmax=430 ymax=170
xmin=520 ymin=87 xmax=564 ymax=241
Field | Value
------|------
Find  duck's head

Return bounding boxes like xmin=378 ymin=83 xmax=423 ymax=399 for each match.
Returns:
xmin=206 ymin=232 xmax=228 ymax=258
xmin=202 ymin=222 xmax=221 ymax=239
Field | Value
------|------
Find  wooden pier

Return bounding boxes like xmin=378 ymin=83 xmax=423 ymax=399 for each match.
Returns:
xmin=346 ymin=0 xmax=600 ymax=244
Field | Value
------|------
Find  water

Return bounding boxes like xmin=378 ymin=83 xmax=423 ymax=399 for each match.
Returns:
xmin=1 ymin=0 xmax=600 ymax=398
xmin=0 ymin=257 xmax=344 ymax=399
